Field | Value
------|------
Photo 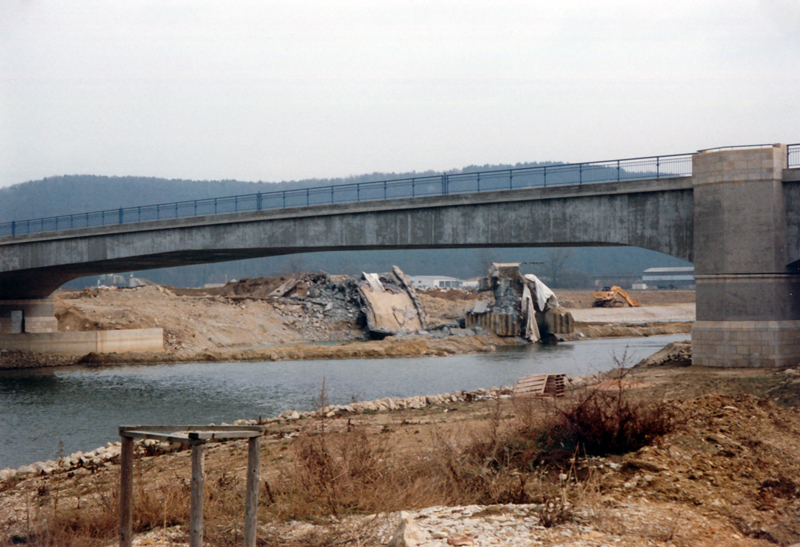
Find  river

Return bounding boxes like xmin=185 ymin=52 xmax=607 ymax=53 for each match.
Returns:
xmin=0 ymin=334 xmax=686 ymax=470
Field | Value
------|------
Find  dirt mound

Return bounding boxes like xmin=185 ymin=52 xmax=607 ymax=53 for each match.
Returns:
xmin=594 ymin=393 xmax=800 ymax=544
xmin=420 ymin=288 xmax=481 ymax=301
xmin=635 ymin=340 xmax=692 ymax=367
xmin=78 ymin=333 xmax=516 ymax=365
xmin=418 ymin=292 xmax=489 ymax=327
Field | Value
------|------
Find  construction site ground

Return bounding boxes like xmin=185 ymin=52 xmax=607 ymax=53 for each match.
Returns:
xmin=3 ymin=282 xmax=799 ymax=546
xmin=0 ymin=279 xmax=695 ymax=369
xmin=2 ymin=353 xmax=800 ymax=546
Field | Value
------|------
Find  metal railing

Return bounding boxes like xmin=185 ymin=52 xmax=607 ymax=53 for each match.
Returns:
xmin=0 ymin=153 xmax=693 ymax=238
xmin=789 ymin=144 xmax=800 ymax=168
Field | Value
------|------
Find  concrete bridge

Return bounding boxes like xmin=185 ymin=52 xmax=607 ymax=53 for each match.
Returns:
xmin=1 ymin=144 xmax=799 ymax=366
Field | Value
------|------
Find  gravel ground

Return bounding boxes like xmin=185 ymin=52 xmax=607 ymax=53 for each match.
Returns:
xmin=567 ymin=303 xmax=695 ymax=324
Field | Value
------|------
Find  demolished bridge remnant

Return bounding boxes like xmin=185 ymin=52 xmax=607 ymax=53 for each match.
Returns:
xmin=357 ymin=266 xmax=428 ymax=337
xmin=465 ymin=263 xmax=574 ymax=342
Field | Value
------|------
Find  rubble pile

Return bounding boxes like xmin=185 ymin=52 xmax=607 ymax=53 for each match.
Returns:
xmin=467 ymin=263 xmax=574 ymax=343
xmin=206 ymin=272 xmax=367 ymax=340
xmin=212 ymin=266 xmax=471 ymax=340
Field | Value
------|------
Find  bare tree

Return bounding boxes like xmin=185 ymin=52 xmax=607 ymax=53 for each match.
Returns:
xmin=542 ymin=248 xmax=573 ymax=287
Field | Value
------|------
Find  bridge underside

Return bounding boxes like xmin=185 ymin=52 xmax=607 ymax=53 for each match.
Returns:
xmin=0 ymin=242 xmax=634 ymax=300
xmin=0 ymin=177 xmax=694 ymax=303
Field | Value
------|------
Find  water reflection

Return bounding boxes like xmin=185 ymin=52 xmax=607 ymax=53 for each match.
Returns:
xmin=0 ymin=334 xmax=687 ymax=469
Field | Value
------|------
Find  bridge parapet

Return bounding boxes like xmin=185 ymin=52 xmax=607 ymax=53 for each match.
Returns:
xmin=0 ymin=153 xmax=693 ymax=238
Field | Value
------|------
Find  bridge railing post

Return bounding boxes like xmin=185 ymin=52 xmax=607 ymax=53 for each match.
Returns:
xmin=11 ymin=221 xmax=15 ymax=236
xmin=656 ymin=156 xmax=660 ymax=178
xmin=579 ymin=164 xmax=583 ymax=185
xmin=257 ymin=192 xmax=262 ymax=211
xmin=119 ymin=208 xmax=123 ymax=225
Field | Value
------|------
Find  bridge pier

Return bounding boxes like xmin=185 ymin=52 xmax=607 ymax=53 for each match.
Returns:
xmin=0 ymin=298 xmax=58 ymax=334
xmin=692 ymin=144 xmax=800 ymax=367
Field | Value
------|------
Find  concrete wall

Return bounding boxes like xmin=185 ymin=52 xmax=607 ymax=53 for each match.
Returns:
xmin=692 ymin=145 xmax=800 ymax=367
xmin=0 ymin=177 xmax=694 ymax=299
xmin=782 ymin=173 xmax=800 ymax=267
xmin=0 ymin=328 xmax=164 ymax=355
xmin=0 ymin=298 xmax=58 ymax=333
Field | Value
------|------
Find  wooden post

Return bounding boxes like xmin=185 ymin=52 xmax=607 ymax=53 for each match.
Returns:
xmin=190 ymin=443 xmax=205 ymax=547
xmin=243 ymin=436 xmax=260 ymax=547
xmin=119 ymin=435 xmax=134 ymax=547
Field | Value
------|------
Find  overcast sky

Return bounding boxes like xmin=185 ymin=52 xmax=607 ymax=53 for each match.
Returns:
xmin=1 ymin=1 xmax=798 ymax=188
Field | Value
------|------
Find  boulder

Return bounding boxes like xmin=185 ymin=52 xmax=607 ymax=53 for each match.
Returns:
xmin=388 ymin=511 xmax=427 ymax=547
xmin=0 ymin=468 xmax=17 ymax=481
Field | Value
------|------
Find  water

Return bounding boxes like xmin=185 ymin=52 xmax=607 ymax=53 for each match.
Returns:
xmin=0 ymin=334 xmax=686 ymax=469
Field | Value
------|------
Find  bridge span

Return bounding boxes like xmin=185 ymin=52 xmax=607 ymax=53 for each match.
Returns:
xmin=1 ymin=143 xmax=799 ymax=367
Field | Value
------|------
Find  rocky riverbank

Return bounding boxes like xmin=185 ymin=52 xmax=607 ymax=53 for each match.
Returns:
xmin=3 ymin=356 xmax=800 ymax=547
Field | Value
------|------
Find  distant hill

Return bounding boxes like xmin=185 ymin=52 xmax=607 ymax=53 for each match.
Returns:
xmin=0 ymin=160 xmax=559 ymax=222
xmin=0 ymin=167 xmax=691 ymax=289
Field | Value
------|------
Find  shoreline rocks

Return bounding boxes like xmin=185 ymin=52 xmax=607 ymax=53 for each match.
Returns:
xmin=0 ymin=375 xmax=609 ymax=483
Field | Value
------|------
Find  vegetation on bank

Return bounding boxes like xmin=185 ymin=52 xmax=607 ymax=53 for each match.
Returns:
xmin=6 ymin=378 xmax=679 ymax=546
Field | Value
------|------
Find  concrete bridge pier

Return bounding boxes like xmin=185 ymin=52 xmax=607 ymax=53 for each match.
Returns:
xmin=692 ymin=144 xmax=800 ymax=367
xmin=0 ymin=298 xmax=59 ymax=334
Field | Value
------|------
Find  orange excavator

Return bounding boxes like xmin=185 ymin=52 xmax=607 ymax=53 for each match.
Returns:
xmin=592 ymin=286 xmax=639 ymax=308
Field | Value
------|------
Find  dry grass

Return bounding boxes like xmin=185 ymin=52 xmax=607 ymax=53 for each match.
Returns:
xmin=6 ymin=380 xmax=678 ymax=546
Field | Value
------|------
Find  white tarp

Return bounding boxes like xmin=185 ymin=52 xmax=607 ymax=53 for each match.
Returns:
xmin=523 ymin=274 xmax=558 ymax=312
xmin=521 ymin=285 xmax=541 ymax=343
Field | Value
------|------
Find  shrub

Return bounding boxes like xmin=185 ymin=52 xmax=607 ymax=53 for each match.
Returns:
xmin=541 ymin=386 xmax=677 ymax=456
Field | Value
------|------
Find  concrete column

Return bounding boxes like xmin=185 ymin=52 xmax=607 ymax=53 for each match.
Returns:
xmin=0 ymin=297 xmax=58 ymax=334
xmin=692 ymin=144 xmax=800 ymax=367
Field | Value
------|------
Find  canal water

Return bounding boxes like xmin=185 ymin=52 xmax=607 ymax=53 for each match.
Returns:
xmin=0 ymin=334 xmax=687 ymax=469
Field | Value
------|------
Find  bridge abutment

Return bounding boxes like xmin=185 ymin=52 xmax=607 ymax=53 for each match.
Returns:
xmin=0 ymin=298 xmax=58 ymax=334
xmin=692 ymin=144 xmax=800 ymax=366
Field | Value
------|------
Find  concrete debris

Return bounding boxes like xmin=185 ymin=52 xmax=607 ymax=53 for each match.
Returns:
xmin=466 ymin=263 xmax=573 ymax=343
xmin=358 ymin=266 xmax=427 ymax=337
xmin=268 ymin=277 xmax=299 ymax=298
xmin=362 ymin=272 xmax=386 ymax=293
xmin=215 ymin=267 xmax=431 ymax=339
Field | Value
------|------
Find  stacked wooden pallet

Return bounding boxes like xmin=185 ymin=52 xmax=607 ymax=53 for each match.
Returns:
xmin=513 ymin=373 xmax=566 ymax=398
